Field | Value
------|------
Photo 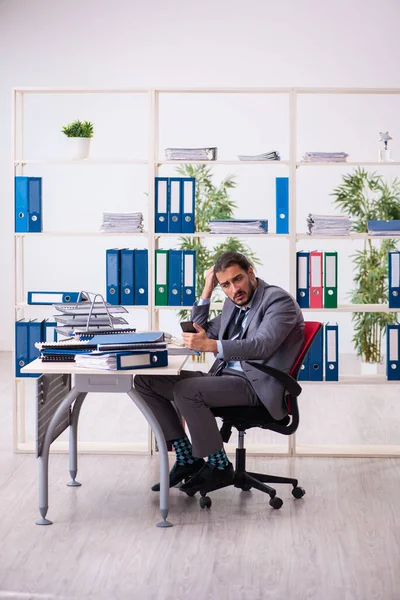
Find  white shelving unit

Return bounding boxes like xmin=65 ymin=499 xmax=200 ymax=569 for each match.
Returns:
xmin=12 ymin=86 xmax=400 ymax=458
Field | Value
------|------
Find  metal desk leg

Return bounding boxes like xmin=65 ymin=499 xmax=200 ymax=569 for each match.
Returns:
xmin=36 ymin=387 xmax=80 ymax=526
xmin=127 ymin=388 xmax=173 ymax=528
xmin=67 ymin=392 xmax=87 ymax=487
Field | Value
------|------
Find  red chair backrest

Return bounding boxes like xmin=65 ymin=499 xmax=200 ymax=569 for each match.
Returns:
xmin=290 ymin=322 xmax=322 ymax=380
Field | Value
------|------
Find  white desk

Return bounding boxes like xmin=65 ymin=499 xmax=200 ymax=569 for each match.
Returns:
xmin=21 ymin=356 xmax=189 ymax=528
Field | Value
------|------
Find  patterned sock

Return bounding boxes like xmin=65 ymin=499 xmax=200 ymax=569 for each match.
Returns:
xmin=207 ymin=448 xmax=229 ymax=470
xmin=172 ymin=437 xmax=198 ymax=466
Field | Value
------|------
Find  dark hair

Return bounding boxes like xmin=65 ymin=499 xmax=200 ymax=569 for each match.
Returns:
xmin=214 ymin=252 xmax=253 ymax=279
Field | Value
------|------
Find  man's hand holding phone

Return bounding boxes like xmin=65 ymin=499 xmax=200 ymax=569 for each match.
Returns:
xmin=180 ymin=321 xmax=217 ymax=353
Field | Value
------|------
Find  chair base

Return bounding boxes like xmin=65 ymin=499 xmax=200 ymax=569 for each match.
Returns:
xmin=192 ymin=447 xmax=305 ymax=510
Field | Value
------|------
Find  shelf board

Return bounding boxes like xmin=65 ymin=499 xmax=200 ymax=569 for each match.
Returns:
xmin=154 ymin=232 xmax=287 ymax=239
xmin=157 ymin=160 xmax=289 ymax=166
xmin=296 ymin=233 xmax=400 ymax=240
xmin=14 ymin=231 xmax=147 ymax=237
xmin=155 ymin=303 xmax=223 ymax=311
xmin=14 ymin=159 xmax=148 ymax=165
xmin=302 ymin=304 xmax=398 ymax=313
xmin=296 ymin=161 xmax=400 ymax=167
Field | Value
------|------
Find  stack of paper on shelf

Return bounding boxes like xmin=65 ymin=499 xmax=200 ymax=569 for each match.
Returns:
xmin=101 ymin=212 xmax=144 ymax=232
xmin=208 ymin=219 xmax=268 ymax=234
xmin=238 ymin=151 xmax=280 ymax=161
xmin=367 ymin=220 xmax=400 ymax=236
xmin=164 ymin=147 xmax=217 ymax=161
xmin=307 ymin=214 xmax=352 ymax=236
xmin=302 ymin=152 xmax=348 ymax=163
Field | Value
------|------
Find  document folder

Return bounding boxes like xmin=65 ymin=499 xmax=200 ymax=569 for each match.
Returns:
xmin=309 ymin=326 xmax=323 ymax=381
xmin=296 ymin=251 xmax=310 ymax=308
xmin=15 ymin=176 xmax=42 ymax=233
xmin=324 ymin=323 xmax=338 ymax=381
xmin=134 ymin=249 xmax=148 ymax=305
xmin=28 ymin=319 xmax=44 ymax=377
xmin=181 ymin=177 xmax=195 ymax=234
xmin=310 ymin=250 xmax=323 ymax=309
xmin=276 ymin=177 xmax=289 ymax=234
xmin=324 ymin=252 xmax=338 ymax=308
xmin=75 ymin=349 xmax=168 ymax=371
xmin=182 ymin=250 xmax=196 ymax=305
xmin=387 ymin=325 xmax=400 ymax=380
xmin=155 ymin=249 xmax=168 ymax=306
xmin=155 ymin=177 xmax=169 ymax=233
xmin=298 ymin=353 xmax=310 ymax=381
xmin=15 ymin=320 xmax=29 ymax=377
xmin=388 ymin=251 xmax=400 ymax=309
xmin=27 ymin=291 xmax=81 ymax=305
xmin=120 ymin=249 xmax=135 ymax=305
xmin=168 ymin=178 xmax=182 ymax=233
xmin=168 ymin=250 xmax=182 ymax=306
xmin=106 ymin=249 xmax=121 ymax=305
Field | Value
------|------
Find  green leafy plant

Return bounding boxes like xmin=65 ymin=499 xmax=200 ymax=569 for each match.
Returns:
xmin=175 ymin=164 xmax=261 ymax=322
xmin=331 ymin=167 xmax=400 ymax=363
xmin=61 ymin=120 xmax=94 ymax=138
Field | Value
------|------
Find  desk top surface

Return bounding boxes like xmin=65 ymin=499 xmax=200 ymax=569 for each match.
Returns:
xmin=21 ymin=355 xmax=189 ymax=376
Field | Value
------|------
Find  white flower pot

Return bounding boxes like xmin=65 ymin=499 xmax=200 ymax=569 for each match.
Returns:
xmin=360 ymin=360 xmax=379 ymax=376
xmin=67 ymin=137 xmax=91 ymax=160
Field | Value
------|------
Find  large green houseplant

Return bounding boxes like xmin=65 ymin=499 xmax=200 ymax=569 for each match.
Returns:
xmin=331 ymin=167 xmax=400 ymax=363
xmin=175 ymin=164 xmax=260 ymax=323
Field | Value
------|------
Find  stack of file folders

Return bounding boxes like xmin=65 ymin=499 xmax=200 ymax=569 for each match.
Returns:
xmin=208 ymin=219 xmax=268 ymax=234
xmin=53 ymin=301 xmax=130 ymax=337
xmin=101 ymin=212 xmax=144 ymax=233
xmin=164 ymin=147 xmax=217 ymax=161
xmin=238 ymin=151 xmax=280 ymax=161
xmin=307 ymin=214 xmax=352 ymax=236
xmin=367 ymin=220 xmax=400 ymax=236
xmin=36 ymin=332 xmax=168 ymax=370
xmin=298 ymin=323 xmax=339 ymax=381
xmin=302 ymin=152 xmax=348 ymax=163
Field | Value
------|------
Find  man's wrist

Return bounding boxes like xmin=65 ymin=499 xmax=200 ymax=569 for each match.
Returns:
xmin=206 ymin=339 xmax=218 ymax=353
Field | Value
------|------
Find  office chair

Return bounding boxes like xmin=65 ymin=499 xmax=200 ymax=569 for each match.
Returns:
xmin=192 ymin=321 xmax=322 ymax=510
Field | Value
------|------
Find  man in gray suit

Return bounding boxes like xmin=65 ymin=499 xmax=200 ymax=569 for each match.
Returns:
xmin=135 ymin=251 xmax=304 ymax=494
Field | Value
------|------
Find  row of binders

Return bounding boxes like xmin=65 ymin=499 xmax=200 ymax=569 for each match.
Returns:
xmin=156 ymin=250 xmax=196 ymax=306
xmin=15 ymin=319 xmax=57 ymax=377
xmin=15 ymin=176 xmax=42 ymax=232
xmin=106 ymin=249 xmax=148 ymax=305
xmin=299 ymin=323 xmax=339 ymax=381
xmin=296 ymin=251 xmax=338 ymax=309
xmin=155 ymin=177 xmax=195 ymax=234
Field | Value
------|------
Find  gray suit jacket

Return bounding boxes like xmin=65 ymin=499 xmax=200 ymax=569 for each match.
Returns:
xmin=191 ymin=279 xmax=305 ymax=420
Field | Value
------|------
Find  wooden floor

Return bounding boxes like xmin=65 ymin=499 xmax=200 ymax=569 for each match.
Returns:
xmin=1 ymin=353 xmax=400 ymax=599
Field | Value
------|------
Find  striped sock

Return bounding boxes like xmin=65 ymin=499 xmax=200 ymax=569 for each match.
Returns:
xmin=172 ymin=437 xmax=197 ymax=466
xmin=207 ymin=448 xmax=229 ymax=470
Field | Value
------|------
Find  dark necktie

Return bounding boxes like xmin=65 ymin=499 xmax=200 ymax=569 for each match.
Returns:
xmin=225 ymin=307 xmax=248 ymax=340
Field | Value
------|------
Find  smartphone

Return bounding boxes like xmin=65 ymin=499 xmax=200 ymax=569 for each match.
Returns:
xmin=180 ymin=320 xmax=198 ymax=333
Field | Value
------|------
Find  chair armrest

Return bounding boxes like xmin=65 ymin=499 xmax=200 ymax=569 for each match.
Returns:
xmin=247 ymin=362 xmax=302 ymax=397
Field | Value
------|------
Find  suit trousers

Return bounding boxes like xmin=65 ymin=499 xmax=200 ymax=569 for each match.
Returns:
xmin=134 ymin=369 xmax=263 ymax=458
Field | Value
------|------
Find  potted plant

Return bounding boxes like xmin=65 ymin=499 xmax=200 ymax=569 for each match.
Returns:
xmin=61 ymin=119 xmax=94 ymax=160
xmin=175 ymin=164 xmax=260 ymax=360
xmin=331 ymin=167 xmax=400 ymax=373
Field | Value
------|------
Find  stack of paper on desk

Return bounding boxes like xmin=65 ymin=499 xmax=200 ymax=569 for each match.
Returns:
xmin=75 ymin=349 xmax=168 ymax=370
xmin=53 ymin=302 xmax=129 ymax=337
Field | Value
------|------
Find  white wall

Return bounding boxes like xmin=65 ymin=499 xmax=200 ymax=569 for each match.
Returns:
xmin=1 ymin=0 xmax=400 ymax=351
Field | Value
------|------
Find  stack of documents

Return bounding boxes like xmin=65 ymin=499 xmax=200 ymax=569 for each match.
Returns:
xmin=101 ymin=212 xmax=144 ymax=233
xmin=302 ymin=152 xmax=349 ymax=163
xmin=307 ymin=214 xmax=352 ymax=236
xmin=75 ymin=349 xmax=168 ymax=371
xmin=164 ymin=147 xmax=217 ymax=161
xmin=368 ymin=220 xmax=400 ymax=236
xmin=53 ymin=302 xmax=129 ymax=337
xmin=238 ymin=151 xmax=280 ymax=161
xmin=208 ymin=219 xmax=268 ymax=234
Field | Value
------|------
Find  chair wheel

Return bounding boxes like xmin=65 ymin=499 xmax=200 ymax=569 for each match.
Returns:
xmin=199 ymin=496 xmax=212 ymax=509
xmin=269 ymin=496 xmax=283 ymax=509
xmin=292 ymin=486 xmax=306 ymax=499
xmin=241 ymin=484 xmax=252 ymax=492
